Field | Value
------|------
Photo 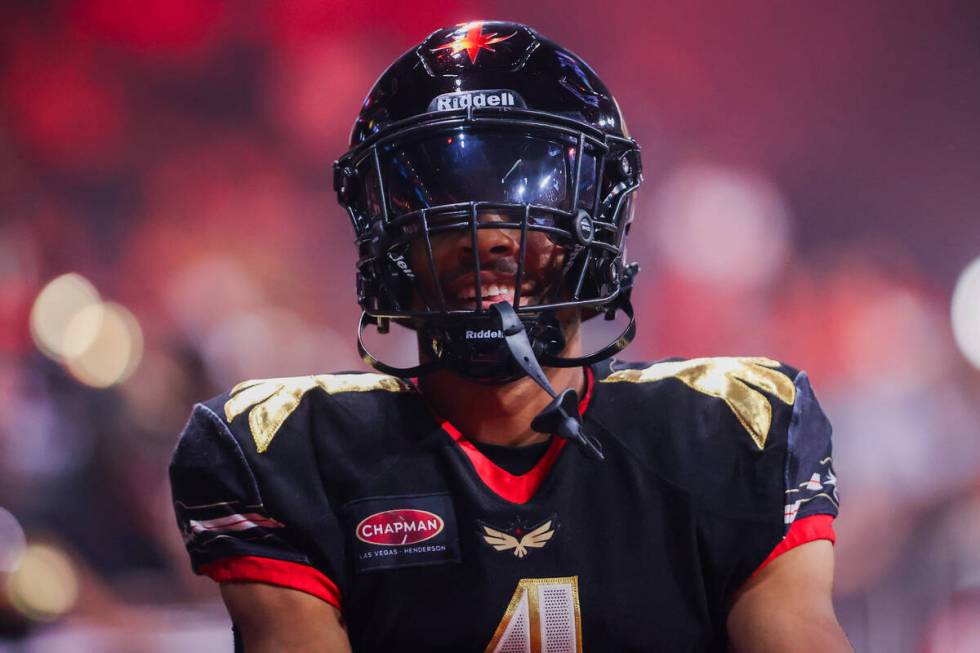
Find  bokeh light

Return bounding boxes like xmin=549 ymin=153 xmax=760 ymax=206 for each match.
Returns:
xmin=648 ymin=163 xmax=791 ymax=289
xmin=29 ymin=275 xmax=144 ymax=387
xmin=4 ymin=36 xmax=128 ymax=172
xmin=60 ymin=300 xmax=107 ymax=360
xmin=0 ymin=508 xmax=26 ymax=574
xmin=951 ymin=256 xmax=980 ymax=370
xmin=29 ymin=273 xmax=102 ymax=361
xmin=64 ymin=302 xmax=144 ymax=388
xmin=201 ymin=307 xmax=354 ymax=388
xmin=5 ymin=543 xmax=79 ymax=622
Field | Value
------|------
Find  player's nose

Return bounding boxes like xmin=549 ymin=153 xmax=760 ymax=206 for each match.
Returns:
xmin=459 ymin=213 xmax=520 ymax=263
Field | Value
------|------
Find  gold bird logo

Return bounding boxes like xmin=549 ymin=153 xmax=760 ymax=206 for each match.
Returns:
xmin=480 ymin=518 xmax=557 ymax=559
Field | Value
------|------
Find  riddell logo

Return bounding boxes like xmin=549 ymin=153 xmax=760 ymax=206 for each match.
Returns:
xmin=356 ymin=509 xmax=444 ymax=546
xmin=465 ymin=329 xmax=503 ymax=339
xmin=429 ymin=90 xmax=525 ymax=113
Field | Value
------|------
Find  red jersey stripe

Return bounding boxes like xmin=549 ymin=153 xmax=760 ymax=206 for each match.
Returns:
xmin=199 ymin=556 xmax=342 ymax=610
xmin=751 ymin=513 xmax=836 ymax=578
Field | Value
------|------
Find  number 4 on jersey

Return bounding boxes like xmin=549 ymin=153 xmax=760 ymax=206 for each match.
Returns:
xmin=485 ymin=577 xmax=583 ymax=653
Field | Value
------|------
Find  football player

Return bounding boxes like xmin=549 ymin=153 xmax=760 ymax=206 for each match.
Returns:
xmin=170 ymin=21 xmax=852 ymax=652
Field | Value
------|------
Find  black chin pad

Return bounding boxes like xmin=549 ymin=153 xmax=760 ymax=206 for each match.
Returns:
xmin=530 ymin=388 xmax=578 ymax=434
xmin=490 ymin=301 xmax=554 ymax=393
xmin=492 ymin=302 xmax=604 ymax=461
xmin=531 ymin=389 xmax=604 ymax=461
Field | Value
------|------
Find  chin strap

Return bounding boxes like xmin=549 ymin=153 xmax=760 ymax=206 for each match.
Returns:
xmin=490 ymin=301 xmax=604 ymax=461
xmin=357 ymin=312 xmax=439 ymax=378
xmin=537 ymin=298 xmax=635 ymax=368
xmin=357 ymin=263 xmax=639 ymax=382
xmin=538 ymin=262 xmax=639 ymax=368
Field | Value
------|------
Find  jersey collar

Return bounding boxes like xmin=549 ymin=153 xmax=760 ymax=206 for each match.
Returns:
xmin=428 ymin=366 xmax=595 ymax=504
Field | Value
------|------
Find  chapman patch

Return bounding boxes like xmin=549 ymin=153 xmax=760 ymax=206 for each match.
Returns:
xmin=345 ymin=493 xmax=460 ymax=573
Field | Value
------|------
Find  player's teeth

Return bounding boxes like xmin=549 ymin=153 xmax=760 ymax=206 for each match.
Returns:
xmin=457 ymin=284 xmax=519 ymax=302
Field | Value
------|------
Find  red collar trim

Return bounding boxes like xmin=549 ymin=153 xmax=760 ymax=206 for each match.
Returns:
xmin=437 ymin=366 xmax=595 ymax=504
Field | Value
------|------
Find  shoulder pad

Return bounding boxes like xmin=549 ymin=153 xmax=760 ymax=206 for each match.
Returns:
xmin=219 ymin=372 xmax=415 ymax=454
xmin=601 ymin=357 xmax=796 ymax=449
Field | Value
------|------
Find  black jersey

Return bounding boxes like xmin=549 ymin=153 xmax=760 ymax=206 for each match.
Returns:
xmin=170 ymin=357 xmax=839 ymax=652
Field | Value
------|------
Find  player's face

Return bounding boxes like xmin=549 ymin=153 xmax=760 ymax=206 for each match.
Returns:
xmin=407 ymin=212 xmax=568 ymax=311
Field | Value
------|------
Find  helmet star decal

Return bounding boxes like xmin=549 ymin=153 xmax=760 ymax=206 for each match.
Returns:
xmin=431 ymin=22 xmax=517 ymax=64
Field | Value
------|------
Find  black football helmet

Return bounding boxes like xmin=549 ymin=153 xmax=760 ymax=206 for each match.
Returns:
xmin=335 ymin=21 xmax=642 ymax=382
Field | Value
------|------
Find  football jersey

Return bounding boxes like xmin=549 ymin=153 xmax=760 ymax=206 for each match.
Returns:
xmin=170 ymin=357 xmax=839 ymax=652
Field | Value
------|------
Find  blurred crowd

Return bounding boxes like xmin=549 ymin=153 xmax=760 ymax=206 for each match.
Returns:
xmin=1 ymin=1 xmax=979 ymax=651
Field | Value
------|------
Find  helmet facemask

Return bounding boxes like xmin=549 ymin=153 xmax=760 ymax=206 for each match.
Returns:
xmin=336 ymin=106 xmax=641 ymax=381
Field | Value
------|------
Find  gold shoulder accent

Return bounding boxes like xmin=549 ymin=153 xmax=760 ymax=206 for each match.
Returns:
xmin=601 ymin=357 xmax=796 ymax=449
xmin=223 ymin=373 xmax=413 ymax=453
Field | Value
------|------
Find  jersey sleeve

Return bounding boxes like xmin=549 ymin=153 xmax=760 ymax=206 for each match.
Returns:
xmin=753 ymin=370 xmax=839 ymax=575
xmin=783 ymin=371 xmax=839 ymax=524
xmin=684 ymin=364 xmax=840 ymax=605
xmin=169 ymin=402 xmax=343 ymax=609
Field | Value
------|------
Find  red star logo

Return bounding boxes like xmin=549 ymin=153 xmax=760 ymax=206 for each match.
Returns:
xmin=431 ymin=22 xmax=516 ymax=65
